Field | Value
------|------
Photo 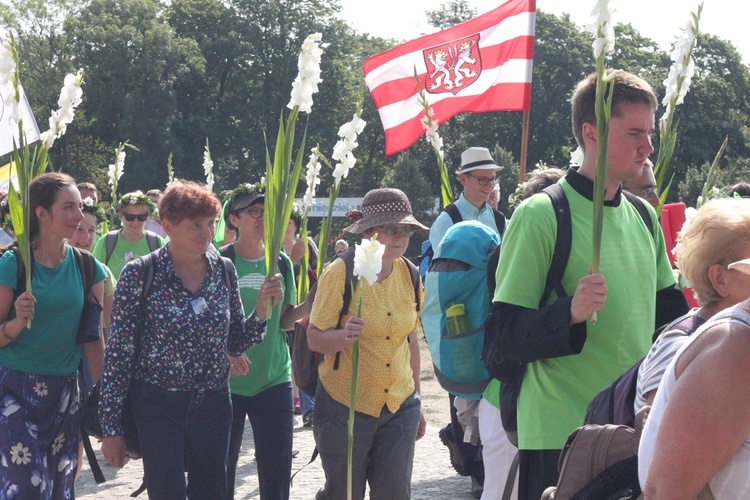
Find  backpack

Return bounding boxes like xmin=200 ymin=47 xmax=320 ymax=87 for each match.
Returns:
xmin=584 ymin=311 xmax=706 ymax=427
xmin=79 ymin=250 xmax=232 ymax=492
xmin=420 ymin=221 xmax=500 ymax=399
xmin=419 ymin=203 xmax=506 ymax=280
xmin=103 ymin=229 xmax=161 ymax=265
xmin=540 ymin=406 xmax=650 ymax=500
xmin=482 ymin=184 xmax=655 ymax=443
xmin=291 ymin=249 xmax=421 ymax=397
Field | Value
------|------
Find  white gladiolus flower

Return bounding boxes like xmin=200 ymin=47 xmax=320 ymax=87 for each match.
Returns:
xmin=203 ymin=147 xmax=214 ymax=190
xmin=39 ymin=71 xmax=84 ymax=150
xmin=330 ymin=113 xmax=366 ymax=187
xmin=287 ymin=33 xmax=324 ymax=114
xmin=589 ymin=0 xmax=616 ymax=58
xmin=337 ymin=114 xmax=366 ymax=143
xmin=0 ymin=30 xmax=20 ymax=127
xmin=303 ymin=148 xmax=322 ymax=210
xmin=661 ymin=18 xmax=699 ymax=109
xmin=108 ymin=150 xmax=125 ymax=188
xmin=353 ymin=236 xmax=385 ymax=286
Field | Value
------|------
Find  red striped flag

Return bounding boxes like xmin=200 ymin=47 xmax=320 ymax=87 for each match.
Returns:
xmin=363 ymin=0 xmax=536 ymax=156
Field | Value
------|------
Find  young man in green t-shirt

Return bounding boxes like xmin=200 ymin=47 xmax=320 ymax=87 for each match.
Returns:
xmin=492 ymin=71 xmax=688 ymax=500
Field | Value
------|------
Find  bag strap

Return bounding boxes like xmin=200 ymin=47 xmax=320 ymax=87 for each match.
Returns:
xmin=72 ymin=247 xmax=98 ymax=304
xmin=444 ymin=203 xmax=462 ymax=224
xmin=144 ymin=231 xmax=160 ymax=252
xmin=622 ymin=190 xmax=655 ymax=237
xmin=401 ymin=256 xmax=422 ymax=312
xmin=492 ymin=208 xmax=507 ymax=238
xmin=81 ymin=432 xmax=106 ymax=483
xmin=501 ymin=450 xmax=520 ymax=500
xmin=104 ymin=231 xmax=119 ymax=265
xmin=540 ymin=184 xmax=571 ymax=307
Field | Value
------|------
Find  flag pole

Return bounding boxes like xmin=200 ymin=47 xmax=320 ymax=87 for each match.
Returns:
xmin=519 ymin=109 xmax=530 ymax=183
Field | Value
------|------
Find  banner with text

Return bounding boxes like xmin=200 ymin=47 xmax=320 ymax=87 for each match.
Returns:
xmin=295 ymin=198 xmax=364 ymax=217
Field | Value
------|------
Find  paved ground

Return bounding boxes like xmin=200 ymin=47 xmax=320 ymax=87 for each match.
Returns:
xmin=75 ymin=340 xmax=478 ymax=498
xmin=74 ymin=420 xmax=476 ymax=499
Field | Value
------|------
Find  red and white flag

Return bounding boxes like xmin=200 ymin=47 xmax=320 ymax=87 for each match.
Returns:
xmin=363 ymin=0 xmax=536 ymax=156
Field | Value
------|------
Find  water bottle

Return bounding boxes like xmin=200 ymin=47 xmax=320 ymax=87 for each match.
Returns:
xmin=445 ymin=303 xmax=469 ymax=336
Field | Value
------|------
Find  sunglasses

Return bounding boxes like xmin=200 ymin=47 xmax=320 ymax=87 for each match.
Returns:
xmin=237 ymin=207 xmax=264 ymax=220
xmin=123 ymin=213 xmax=149 ymax=222
xmin=379 ymin=225 xmax=414 ymax=238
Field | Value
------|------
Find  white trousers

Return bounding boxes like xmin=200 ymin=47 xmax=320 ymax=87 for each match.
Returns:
xmin=478 ymin=397 xmax=518 ymax=500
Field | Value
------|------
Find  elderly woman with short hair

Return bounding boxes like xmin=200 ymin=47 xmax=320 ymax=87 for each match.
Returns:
xmin=639 ymin=198 xmax=750 ymax=498
xmin=99 ymin=180 xmax=282 ymax=499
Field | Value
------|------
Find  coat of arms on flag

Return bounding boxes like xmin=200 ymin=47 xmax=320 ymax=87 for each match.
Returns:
xmin=423 ymin=35 xmax=482 ymax=95
xmin=363 ymin=0 xmax=536 ymax=156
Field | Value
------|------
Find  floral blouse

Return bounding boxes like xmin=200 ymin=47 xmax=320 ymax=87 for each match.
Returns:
xmin=99 ymin=246 xmax=265 ymax=436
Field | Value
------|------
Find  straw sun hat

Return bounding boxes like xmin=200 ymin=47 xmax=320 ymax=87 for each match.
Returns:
xmin=343 ymin=188 xmax=428 ymax=234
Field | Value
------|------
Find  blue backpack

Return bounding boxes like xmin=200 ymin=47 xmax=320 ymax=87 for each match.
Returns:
xmin=420 ymin=221 xmax=500 ymax=399
xmin=419 ymin=203 xmax=505 ymax=280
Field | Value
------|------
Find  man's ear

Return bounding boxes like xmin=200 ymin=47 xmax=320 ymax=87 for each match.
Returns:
xmin=582 ymin=122 xmax=598 ymax=148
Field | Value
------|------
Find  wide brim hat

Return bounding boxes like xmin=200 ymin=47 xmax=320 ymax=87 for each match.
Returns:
xmin=343 ymin=188 xmax=428 ymax=234
xmin=457 ymin=146 xmax=503 ymax=174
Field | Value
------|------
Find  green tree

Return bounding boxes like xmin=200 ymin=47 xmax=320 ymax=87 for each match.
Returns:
xmin=426 ymin=0 xmax=477 ymax=30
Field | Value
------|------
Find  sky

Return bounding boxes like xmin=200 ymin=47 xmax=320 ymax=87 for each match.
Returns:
xmin=338 ymin=0 xmax=747 ymax=65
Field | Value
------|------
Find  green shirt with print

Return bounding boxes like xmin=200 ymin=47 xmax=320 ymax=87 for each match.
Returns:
xmin=229 ymin=251 xmax=297 ymax=397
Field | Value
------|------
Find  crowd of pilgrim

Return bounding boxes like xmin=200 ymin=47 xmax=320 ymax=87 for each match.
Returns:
xmin=2 ymin=67 xmax=750 ymax=500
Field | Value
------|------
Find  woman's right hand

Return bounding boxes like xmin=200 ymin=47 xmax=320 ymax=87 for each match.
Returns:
xmin=342 ymin=316 xmax=365 ymax=346
xmin=13 ymin=291 xmax=35 ymax=322
xmin=102 ymin=435 xmax=126 ymax=468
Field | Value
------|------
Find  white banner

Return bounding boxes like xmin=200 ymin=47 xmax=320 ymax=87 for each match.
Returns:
xmin=295 ymin=197 xmax=364 ymax=217
xmin=0 ymin=86 xmax=41 ymax=158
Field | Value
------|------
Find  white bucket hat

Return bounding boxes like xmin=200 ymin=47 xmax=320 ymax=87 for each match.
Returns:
xmin=457 ymin=147 xmax=504 ymax=174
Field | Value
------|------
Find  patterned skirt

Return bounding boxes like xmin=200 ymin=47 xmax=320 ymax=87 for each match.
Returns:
xmin=0 ymin=366 xmax=80 ymax=499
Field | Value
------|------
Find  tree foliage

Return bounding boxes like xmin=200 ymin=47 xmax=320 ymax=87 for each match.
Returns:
xmin=2 ymin=0 xmax=748 ymax=217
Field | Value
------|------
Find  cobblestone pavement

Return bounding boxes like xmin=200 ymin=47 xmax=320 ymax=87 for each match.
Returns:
xmin=75 ymin=418 xmax=476 ymax=499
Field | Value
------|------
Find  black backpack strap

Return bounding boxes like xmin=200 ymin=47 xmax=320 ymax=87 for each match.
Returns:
xmin=277 ymin=254 xmax=290 ymax=283
xmin=81 ymin=432 xmax=106 ymax=483
xmin=400 ymin=256 xmax=422 ymax=312
xmin=622 ymin=190 xmax=655 ymax=237
xmin=72 ymin=247 xmax=98 ymax=303
xmin=144 ymin=231 xmax=160 ymax=252
xmin=541 ymin=184 xmax=571 ymax=307
xmin=444 ymin=203 xmax=462 ymax=225
xmin=216 ymin=255 xmax=233 ymax=291
xmin=218 ymin=243 xmax=236 ymax=262
xmin=491 ymin=208 xmax=507 ymax=238
xmin=104 ymin=231 xmax=119 ymax=265
xmin=140 ymin=252 xmax=156 ymax=301
xmin=338 ymin=249 xmax=356 ymax=328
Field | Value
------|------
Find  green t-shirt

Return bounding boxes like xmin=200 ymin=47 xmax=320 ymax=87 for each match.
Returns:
xmin=482 ymin=378 xmax=501 ymax=408
xmin=493 ymin=178 xmax=675 ymax=450
xmin=228 ymin=251 xmax=296 ymax=397
xmin=91 ymin=231 xmax=166 ymax=278
xmin=0 ymin=246 xmax=107 ymax=375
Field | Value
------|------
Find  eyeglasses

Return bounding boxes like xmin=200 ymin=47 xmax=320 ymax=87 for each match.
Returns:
xmin=123 ymin=213 xmax=149 ymax=222
xmin=466 ymin=173 xmax=499 ymax=186
xmin=625 ymin=186 xmax=657 ymax=199
xmin=237 ymin=207 xmax=264 ymax=219
xmin=379 ymin=225 xmax=414 ymax=238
